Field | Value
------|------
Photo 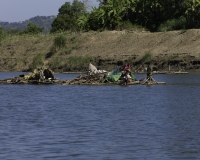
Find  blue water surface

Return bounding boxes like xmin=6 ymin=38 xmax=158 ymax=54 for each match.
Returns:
xmin=0 ymin=72 xmax=200 ymax=160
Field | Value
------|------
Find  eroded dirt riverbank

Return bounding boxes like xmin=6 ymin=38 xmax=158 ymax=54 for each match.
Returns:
xmin=1 ymin=29 xmax=200 ymax=73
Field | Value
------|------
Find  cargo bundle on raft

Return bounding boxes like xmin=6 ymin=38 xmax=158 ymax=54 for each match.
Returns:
xmin=0 ymin=68 xmax=65 ymax=85
xmin=0 ymin=63 xmax=166 ymax=86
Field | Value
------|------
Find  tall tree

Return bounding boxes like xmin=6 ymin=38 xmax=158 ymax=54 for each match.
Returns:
xmin=54 ymin=0 xmax=200 ymax=32
xmin=184 ymin=0 xmax=200 ymax=28
xmin=51 ymin=0 xmax=86 ymax=32
xmin=87 ymin=7 xmax=106 ymax=30
xmin=77 ymin=13 xmax=90 ymax=31
xmin=83 ymin=0 xmax=139 ymax=31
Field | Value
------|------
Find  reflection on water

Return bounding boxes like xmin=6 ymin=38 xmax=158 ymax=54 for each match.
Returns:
xmin=0 ymin=72 xmax=200 ymax=160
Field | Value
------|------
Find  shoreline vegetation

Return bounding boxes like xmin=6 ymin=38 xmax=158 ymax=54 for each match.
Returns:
xmin=2 ymin=0 xmax=200 ymax=74
xmin=1 ymin=29 xmax=200 ymax=74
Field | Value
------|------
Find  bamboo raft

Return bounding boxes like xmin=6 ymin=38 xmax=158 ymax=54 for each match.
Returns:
xmin=60 ymin=73 xmax=166 ymax=86
xmin=0 ymin=71 xmax=166 ymax=86
xmin=139 ymin=76 xmax=166 ymax=85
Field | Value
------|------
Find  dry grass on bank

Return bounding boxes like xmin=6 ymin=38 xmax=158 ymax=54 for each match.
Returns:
xmin=0 ymin=29 xmax=200 ymax=72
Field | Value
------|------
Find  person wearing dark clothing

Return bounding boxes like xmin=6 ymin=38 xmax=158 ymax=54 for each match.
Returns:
xmin=147 ymin=64 xmax=152 ymax=79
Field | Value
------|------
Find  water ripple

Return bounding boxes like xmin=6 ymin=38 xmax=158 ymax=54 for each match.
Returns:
xmin=1 ymin=73 xmax=200 ymax=159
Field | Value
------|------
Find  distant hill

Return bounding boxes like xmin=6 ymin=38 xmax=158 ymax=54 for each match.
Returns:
xmin=0 ymin=15 xmax=56 ymax=33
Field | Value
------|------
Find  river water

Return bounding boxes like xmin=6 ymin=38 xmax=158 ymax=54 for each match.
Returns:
xmin=0 ymin=72 xmax=200 ymax=160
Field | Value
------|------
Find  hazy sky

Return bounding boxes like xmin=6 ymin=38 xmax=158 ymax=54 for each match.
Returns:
xmin=0 ymin=0 xmax=99 ymax=22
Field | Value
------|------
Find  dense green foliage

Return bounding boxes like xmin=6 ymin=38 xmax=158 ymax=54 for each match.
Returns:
xmin=23 ymin=23 xmax=44 ymax=34
xmin=51 ymin=0 xmax=86 ymax=32
xmin=79 ymin=0 xmax=200 ymax=32
xmin=53 ymin=35 xmax=67 ymax=50
xmin=1 ymin=0 xmax=200 ymax=34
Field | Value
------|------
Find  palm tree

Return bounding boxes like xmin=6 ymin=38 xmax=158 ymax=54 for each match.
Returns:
xmin=89 ymin=0 xmax=139 ymax=30
xmin=77 ymin=13 xmax=90 ymax=31
xmin=88 ymin=7 xmax=106 ymax=30
xmin=100 ymin=0 xmax=134 ymax=29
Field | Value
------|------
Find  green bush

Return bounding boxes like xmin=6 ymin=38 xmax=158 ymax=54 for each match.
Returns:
xmin=141 ymin=53 xmax=151 ymax=63
xmin=31 ymin=53 xmax=44 ymax=69
xmin=158 ymin=16 xmax=186 ymax=32
xmin=117 ymin=21 xmax=135 ymax=30
xmin=24 ymin=23 xmax=44 ymax=34
xmin=53 ymin=35 xmax=67 ymax=51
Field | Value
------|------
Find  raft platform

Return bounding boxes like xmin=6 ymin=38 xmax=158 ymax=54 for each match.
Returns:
xmin=0 ymin=73 xmax=166 ymax=86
